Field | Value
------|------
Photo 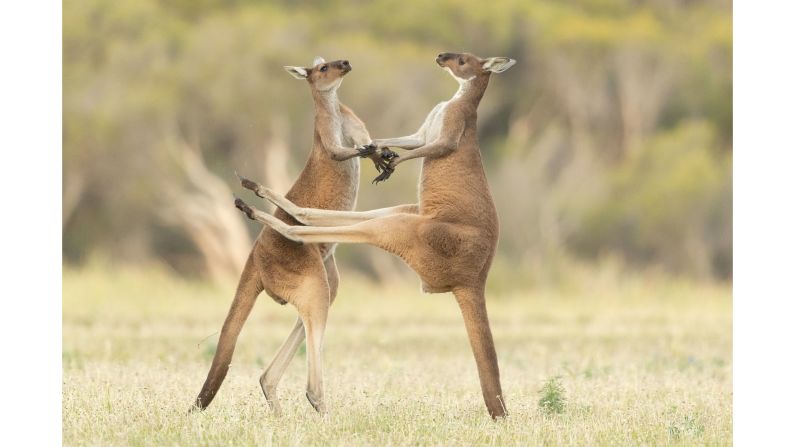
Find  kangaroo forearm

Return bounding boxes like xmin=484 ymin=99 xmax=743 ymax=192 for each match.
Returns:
xmin=326 ymin=145 xmax=361 ymax=161
xmin=346 ymin=128 xmax=372 ymax=147
xmin=373 ymin=136 xmax=424 ymax=150
xmin=395 ymin=141 xmax=455 ymax=164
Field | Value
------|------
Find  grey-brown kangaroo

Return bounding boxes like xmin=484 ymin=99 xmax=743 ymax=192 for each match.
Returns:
xmin=235 ymin=52 xmax=516 ymax=418
xmin=191 ymin=57 xmax=394 ymax=414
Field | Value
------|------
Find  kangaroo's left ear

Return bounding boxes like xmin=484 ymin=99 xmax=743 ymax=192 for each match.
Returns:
xmin=482 ymin=57 xmax=516 ymax=73
xmin=284 ymin=66 xmax=310 ymax=79
xmin=312 ymin=56 xmax=326 ymax=66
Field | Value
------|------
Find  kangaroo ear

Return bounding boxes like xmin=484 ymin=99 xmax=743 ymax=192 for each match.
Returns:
xmin=482 ymin=57 xmax=516 ymax=73
xmin=284 ymin=66 xmax=310 ymax=79
xmin=312 ymin=56 xmax=326 ymax=66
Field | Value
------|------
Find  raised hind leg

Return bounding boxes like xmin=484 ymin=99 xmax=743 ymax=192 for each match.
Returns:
xmin=237 ymin=174 xmax=417 ymax=226
xmin=235 ymin=198 xmax=425 ymax=247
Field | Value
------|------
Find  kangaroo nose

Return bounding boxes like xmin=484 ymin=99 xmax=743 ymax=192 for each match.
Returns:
xmin=342 ymin=60 xmax=349 ymax=66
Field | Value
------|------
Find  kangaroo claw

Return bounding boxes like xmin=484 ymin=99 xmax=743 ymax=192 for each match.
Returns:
xmin=372 ymin=166 xmax=394 ymax=184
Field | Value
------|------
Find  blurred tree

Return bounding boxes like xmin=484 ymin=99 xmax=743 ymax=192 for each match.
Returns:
xmin=63 ymin=0 xmax=733 ymax=282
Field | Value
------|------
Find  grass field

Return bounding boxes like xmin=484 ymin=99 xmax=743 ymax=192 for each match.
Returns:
xmin=63 ymin=264 xmax=732 ymax=446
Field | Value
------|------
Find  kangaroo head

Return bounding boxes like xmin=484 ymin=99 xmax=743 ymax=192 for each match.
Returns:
xmin=284 ymin=56 xmax=352 ymax=92
xmin=435 ymin=52 xmax=516 ymax=83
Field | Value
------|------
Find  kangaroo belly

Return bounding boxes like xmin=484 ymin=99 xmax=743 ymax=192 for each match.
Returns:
xmin=419 ymin=150 xmax=497 ymax=229
xmin=256 ymin=151 xmax=360 ymax=305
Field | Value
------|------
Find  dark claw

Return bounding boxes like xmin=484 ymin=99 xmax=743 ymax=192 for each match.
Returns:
xmin=234 ymin=197 xmax=255 ymax=220
xmin=373 ymin=157 xmax=392 ymax=173
xmin=372 ymin=166 xmax=394 ymax=184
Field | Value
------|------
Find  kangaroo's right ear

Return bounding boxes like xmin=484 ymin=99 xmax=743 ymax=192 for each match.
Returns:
xmin=284 ymin=66 xmax=310 ymax=79
xmin=481 ymin=57 xmax=516 ymax=73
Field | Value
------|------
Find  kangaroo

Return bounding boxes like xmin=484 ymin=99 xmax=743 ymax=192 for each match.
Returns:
xmin=191 ymin=57 xmax=393 ymax=414
xmin=234 ymin=52 xmax=516 ymax=418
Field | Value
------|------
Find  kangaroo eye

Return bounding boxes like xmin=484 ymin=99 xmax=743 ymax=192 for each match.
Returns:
xmin=458 ymin=58 xmax=465 ymax=65
xmin=320 ymin=65 xmax=328 ymax=72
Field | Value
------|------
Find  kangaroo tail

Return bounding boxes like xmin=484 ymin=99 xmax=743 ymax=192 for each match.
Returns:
xmin=192 ymin=254 xmax=263 ymax=411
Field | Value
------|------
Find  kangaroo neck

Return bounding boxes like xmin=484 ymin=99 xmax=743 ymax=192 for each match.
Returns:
xmin=311 ymin=88 xmax=341 ymax=118
xmin=450 ymin=73 xmax=490 ymax=107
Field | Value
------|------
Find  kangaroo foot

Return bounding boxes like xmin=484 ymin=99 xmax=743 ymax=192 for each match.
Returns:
xmin=233 ymin=198 xmax=304 ymax=244
xmin=259 ymin=375 xmax=283 ymax=416
xmin=235 ymin=171 xmax=266 ymax=198
xmin=306 ymin=391 xmax=327 ymax=414
xmin=234 ymin=197 xmax=256 ymax=220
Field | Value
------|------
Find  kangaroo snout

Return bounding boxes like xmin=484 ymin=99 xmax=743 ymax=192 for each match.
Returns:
xmin=437 ymin=53 xmax=454 ymax=65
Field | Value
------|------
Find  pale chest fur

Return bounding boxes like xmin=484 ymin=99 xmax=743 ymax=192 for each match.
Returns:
xmin=424 ymin=101 xmax=448 ymax=143
xmin=326 ymin=111 xmax=361 ymax=183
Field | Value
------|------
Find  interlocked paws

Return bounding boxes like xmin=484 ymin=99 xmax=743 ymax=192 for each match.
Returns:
xmin=372 ymin=159 xmax=398 ymax=184
xmin=371 ymin=147 xmax=399 ymax=183
xmin=380 ymin=148 xmax=399 ymax=162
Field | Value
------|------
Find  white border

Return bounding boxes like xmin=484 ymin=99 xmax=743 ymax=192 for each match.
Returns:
xmin=735 ymin=0 xmax=795 ymax=444
xmin=0 ymin=2 xmax=62 ymax=443
xmin=2 ymin=0 xmax=794 ymax=443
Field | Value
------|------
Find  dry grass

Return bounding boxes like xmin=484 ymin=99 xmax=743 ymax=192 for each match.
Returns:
xmin=63 ymin=264 xmax=732 ymax=446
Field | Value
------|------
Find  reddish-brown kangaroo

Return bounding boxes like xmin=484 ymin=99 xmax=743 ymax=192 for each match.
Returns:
xmin=190 ymin=57 xmax=394 ymax=414
xmin=235 ymin=52 xmax=516 ymax=418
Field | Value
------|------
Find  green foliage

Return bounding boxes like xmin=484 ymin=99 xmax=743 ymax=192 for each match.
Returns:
xmin=574 ymin=122 xmax=731 ymax=278
xmin=538 ymin=376 xmax=567 ymax=415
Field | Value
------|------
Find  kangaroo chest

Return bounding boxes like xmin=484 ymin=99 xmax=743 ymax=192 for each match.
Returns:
xmin=424 ymin=101 xmax=449 ymax=143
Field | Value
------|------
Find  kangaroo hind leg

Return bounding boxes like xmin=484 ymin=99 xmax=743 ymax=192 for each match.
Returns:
xmin=453 ymin=286 xmax=506 ymax=419
xmin=292 ymin=278 xmax=332 ymax=414
xmin=258 ymin=255 xmax=340 ymax=415
xmin=191 ymin=255 xmax=263 ymax=411
xmin=258 ymin=317 xmax=304 ymax=415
